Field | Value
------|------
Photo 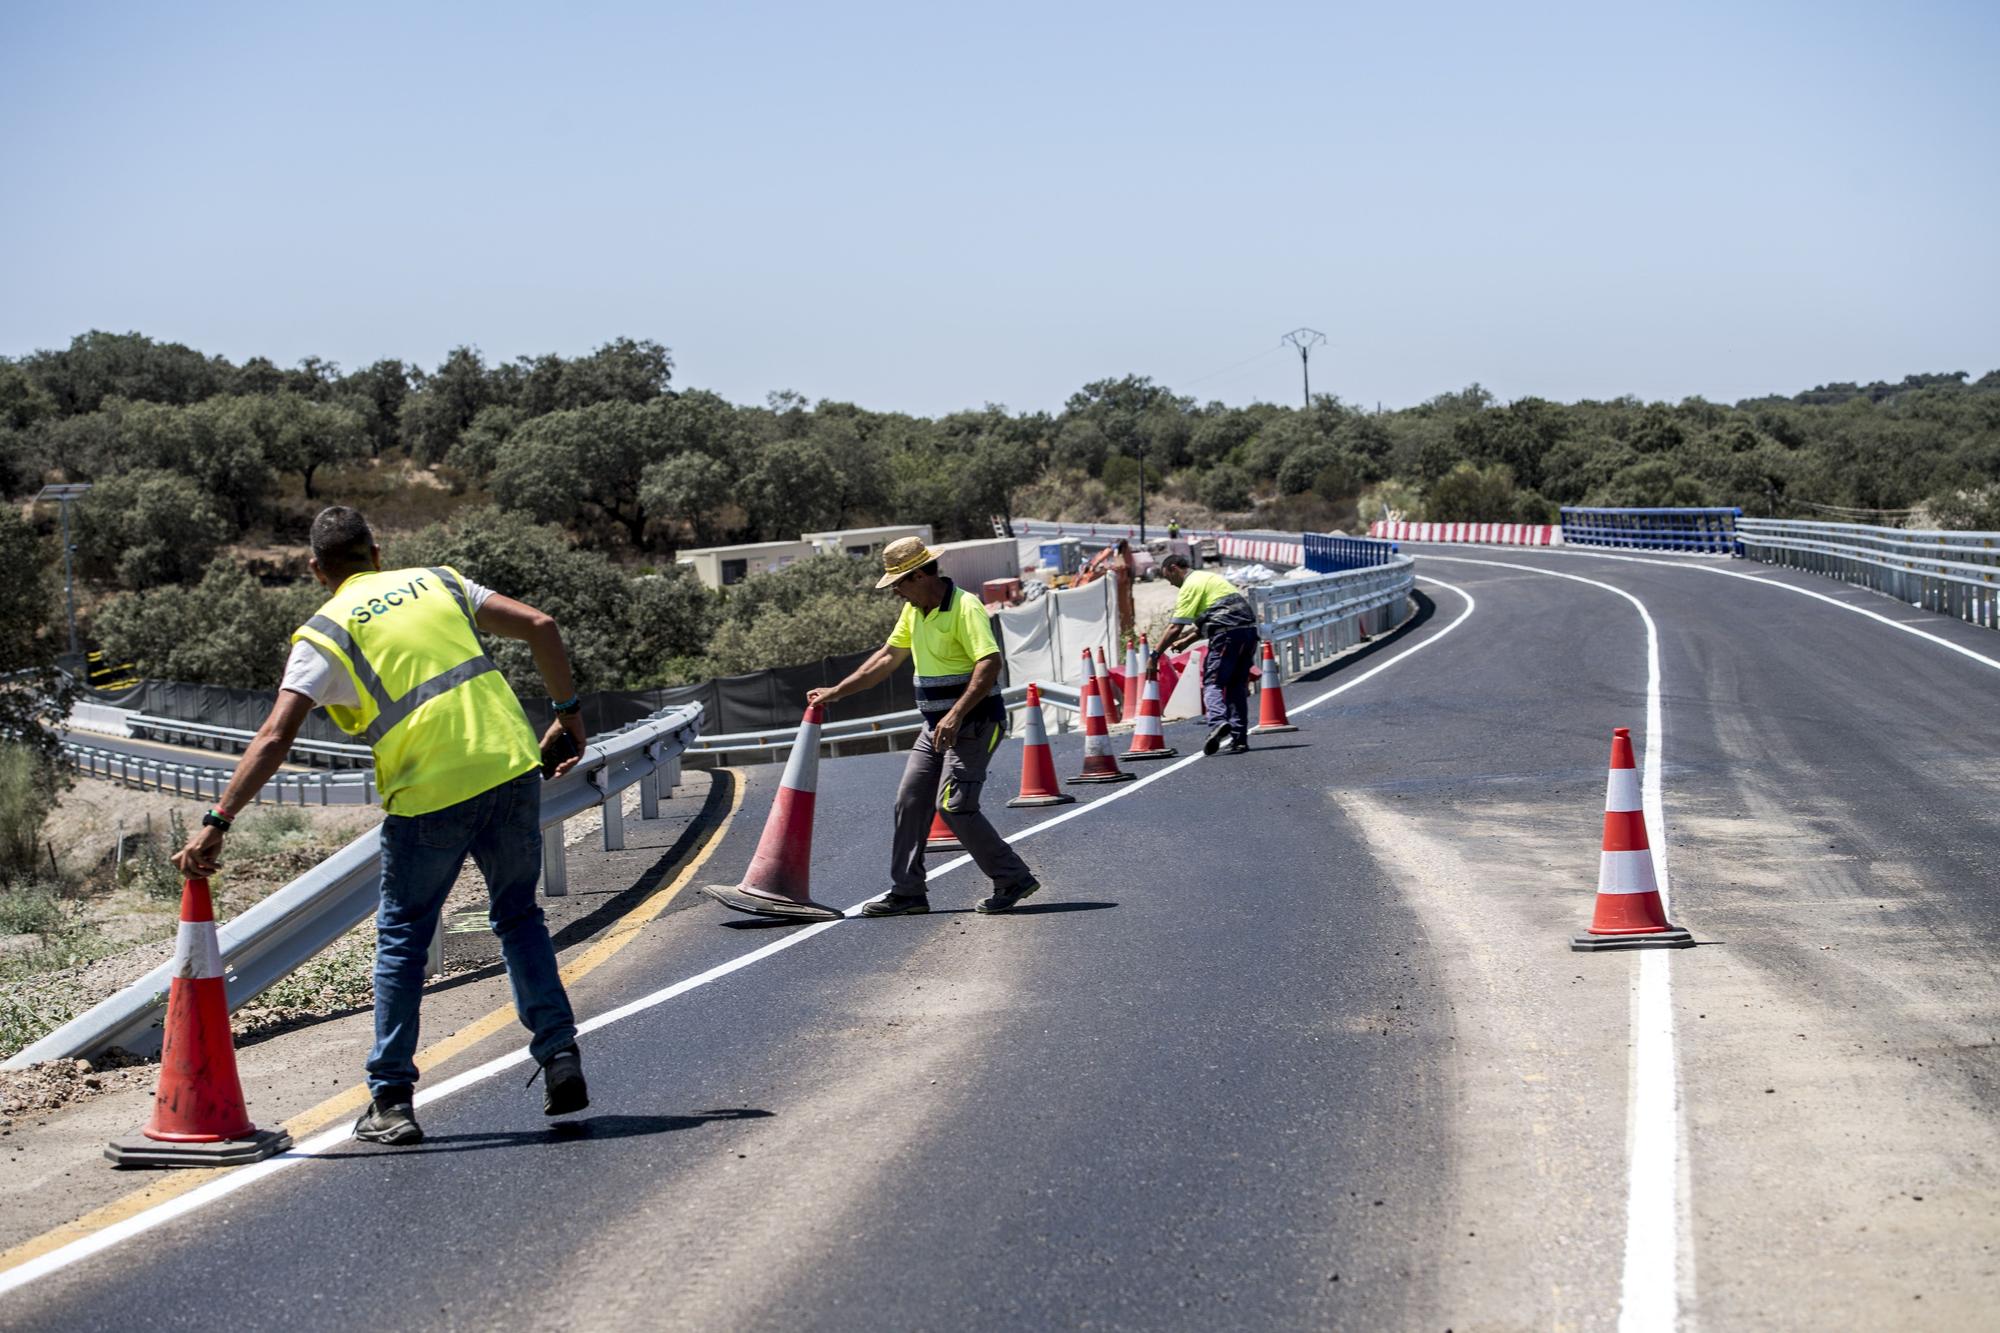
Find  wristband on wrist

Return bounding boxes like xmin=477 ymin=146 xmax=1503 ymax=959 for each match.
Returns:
xmin=202 ymin=807 xmax=233 ymax=832
xmin=551 ymin=694 xmax=580 ymax=716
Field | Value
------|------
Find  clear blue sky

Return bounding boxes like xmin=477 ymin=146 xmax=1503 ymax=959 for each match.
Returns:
xmin=3 ymin=1 xmax=1995 ymax=415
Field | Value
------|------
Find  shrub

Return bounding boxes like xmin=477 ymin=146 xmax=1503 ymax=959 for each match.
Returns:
xmin=1200 ymin=465 xmax=1253 ymax=512
xmin=72 ymin=468 xmax=231 ymax=589
xmin=0 ymin=745 xmax=54 ymax=883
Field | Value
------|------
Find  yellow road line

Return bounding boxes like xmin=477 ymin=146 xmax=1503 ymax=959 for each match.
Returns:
xmin=0 ymin=771 xmax=743 ymax=1279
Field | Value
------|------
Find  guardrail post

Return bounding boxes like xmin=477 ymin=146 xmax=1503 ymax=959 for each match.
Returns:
xmin=640 ymin=769 xmax=660 ymax=819
xmin=543 ymin=831 xmax=568 ymax=896
xmin=424 ymin=912 xmax=445 ymax=980
xmin=602 ymin=787 xmax=625 ymax=851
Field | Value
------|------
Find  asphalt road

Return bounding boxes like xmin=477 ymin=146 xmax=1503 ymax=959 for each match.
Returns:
xmin=10 ymin=547 xmax=1999 ymax=1331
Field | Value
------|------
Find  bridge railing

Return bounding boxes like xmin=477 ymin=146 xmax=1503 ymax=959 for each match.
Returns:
xmin=1736 ymin=518 xmax=2000 ymax=629
xmin=1560 ymin=507 xmax=1743 ymax=553
xmin=58 ymin=739 xmax=378 ymax=805
xmin=687 ymin=682 xmax=1083 ymax=765
xmin=1249 ymin=556 xmax=1416 ymax=679
xmin=8 ymin=701 xmax=704 ymax=1069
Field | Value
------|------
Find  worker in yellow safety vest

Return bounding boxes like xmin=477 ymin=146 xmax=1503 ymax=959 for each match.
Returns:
xmin=174 ymin=506 xmax=591 ymax=1146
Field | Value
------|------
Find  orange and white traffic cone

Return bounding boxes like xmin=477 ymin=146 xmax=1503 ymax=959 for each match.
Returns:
xmin=1008 ymin=683 xmax=1076 ymax=808
xmin=924 ymin=809 xmax=964 ymax=854
xmin=1122 ymin=669 xmax=1179 ymax=761
xmin=1070 ymin=667 xmax=1135 ymax=785
xmin=1571 ymin=727 xmax=1694 ymax=951
xmin=703 ymin=705 xmax=844 ymax=921
xmin=106 ymin=877 xmax=292 ymax=1167
xmin=1250 ymin=640 xmax=1297 ymax=734
xmin=1124 ymin=639 xmax=1143 ymax=706
xmin=1094 ymin=646 xmax=1123 ymax=723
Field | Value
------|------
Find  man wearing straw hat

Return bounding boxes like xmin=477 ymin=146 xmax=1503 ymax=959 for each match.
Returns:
xmin=806 ymin=536 xmax=1042 ymax=915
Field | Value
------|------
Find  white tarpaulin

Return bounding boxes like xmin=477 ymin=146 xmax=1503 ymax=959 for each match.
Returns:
xmin=996 ymin=577 xmax=1117 ymax=688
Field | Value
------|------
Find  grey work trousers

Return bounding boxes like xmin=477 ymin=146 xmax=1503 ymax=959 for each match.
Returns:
xmin=890 ymin=713 xmax=1035 ymax=897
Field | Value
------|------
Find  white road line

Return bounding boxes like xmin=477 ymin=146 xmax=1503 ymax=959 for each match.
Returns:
xmin=0 ymin=593 xmax=1478 ymax=1300
xmin=1395 ymin=541 xmax=2000 ymax=675
xmin=1415 ymin=553 xmax=1688 ymax=1333
xmin=1293 ymin=574 xmax=1477 ymax=715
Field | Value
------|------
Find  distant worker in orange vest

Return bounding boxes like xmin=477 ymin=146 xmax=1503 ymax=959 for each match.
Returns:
xmin=173 ymin=505 xmax=592 ymax=1147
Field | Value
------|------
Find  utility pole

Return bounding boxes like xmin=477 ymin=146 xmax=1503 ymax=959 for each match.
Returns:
xmin=35 ymin=483 xmax=92 ymax=658
xmin=1281 ymin=328 xmax=1326 ymax=410
xmin=1135 ymin=438 xmax=1148 ymax=543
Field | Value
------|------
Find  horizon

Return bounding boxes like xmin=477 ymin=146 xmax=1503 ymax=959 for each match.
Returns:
xmin=4 ymin=2 xmax=1996 ymax=416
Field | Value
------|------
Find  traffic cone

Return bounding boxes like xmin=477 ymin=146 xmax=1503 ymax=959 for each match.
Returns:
xmin=1571 ymin=728 xmax=1695 ymax=951
xmin=1122 ymin=670 xmax=1178 ymax=761
xmin=703 ymin=705 xmax=843 ymax=921
xmin=105 ymin=877 xmax=292 ymax=1167
xmin=1250 ymin=640 xmax=1297 ymax=734
xmin=1124 ymin=639 xmax=1143 ymax=706
xmin=925 ymin=809 xmax=964 ymax=854
xmin=1070 ymin=670 xmax=1135 ymax=785
xmin=1095 ymin=646 xmax=1123 ymax=723
xmin=1008 ymin=683 xmax=1076 ymax=808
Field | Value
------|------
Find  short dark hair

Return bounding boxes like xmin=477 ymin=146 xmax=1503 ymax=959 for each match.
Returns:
xmin=310 ymin=506 xmax=376 ymax=579
xmin=1161 ymin=552 xmax=1191 ymax=571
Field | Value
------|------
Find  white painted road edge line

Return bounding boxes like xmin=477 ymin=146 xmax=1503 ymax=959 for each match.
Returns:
xmin=0 ymin=584 xmax=1481 ymax=1300
xmin=1396 ymin=541 xmax=2000 ymax=675
xmin=1416 ymin=554 xmax=1688 ymax=1333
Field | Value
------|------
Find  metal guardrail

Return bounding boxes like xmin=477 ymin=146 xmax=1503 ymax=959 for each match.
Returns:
xmin=687 ymin=683 xmax=1083 ymax=765
xmin=1560 ymin=506 xmax=1743 ymax=553
xmin=58 ymin=739 xmax=377 ymax=806
xmin=1249 ymin=556 xmax=1417 ymax=678
xmin=1736 ymin=518 xmax=2000 ymax=629
xmin=7 ymin=701 xmax=704 ymax=1068
xmin=126 ymin=713 xmax=376 ymax=768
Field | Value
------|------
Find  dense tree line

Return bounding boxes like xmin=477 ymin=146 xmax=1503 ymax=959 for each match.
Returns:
xmin=3 ymin=330 xmax=1995 ymax=693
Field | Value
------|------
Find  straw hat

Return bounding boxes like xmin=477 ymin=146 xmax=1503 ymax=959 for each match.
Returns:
xmin=876 ymin=536 xmax=939 ymax=588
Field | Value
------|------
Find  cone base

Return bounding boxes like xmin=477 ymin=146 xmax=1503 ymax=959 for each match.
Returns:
xmin=1068 ymin=770 xmax=1136 ymax=785
xmin=1249 ymin=723 xmax=1297 ymax=734
xmin=702 ymin=883 xmax=844 ymax=922
xmin=1570 ymin=927 xmax=1695 ymax=952
xmin=924 ymin=839 xmax=965 ymax=854
xmin=1007 ymin=792 xmax=1076 ymax=808
xmin=106 ymin=1126 xmax=291 ymax=1170
xmin=1121 ymin=747 xmax=1179 ymax=761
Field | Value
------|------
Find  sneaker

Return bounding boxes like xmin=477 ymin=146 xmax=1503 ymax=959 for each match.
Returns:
xmin=1203 ymin=722 xmax=1231 ymax=755
xmin=976 ymin=881 xmax=1041 ymax=914
xmin=541 ymin=1046 xmax=589 ymax=1117
xmin=1224 ymin=740 xmax=1250 ymax=754
xmin=861 ymin=893 xmax=930 ymax=917
xmin=354 ymin=1096 xmax=423 ymax=1146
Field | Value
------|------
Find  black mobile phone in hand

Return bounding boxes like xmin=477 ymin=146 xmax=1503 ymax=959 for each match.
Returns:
xmin=540 ymin=729 xmax=579 ymax=779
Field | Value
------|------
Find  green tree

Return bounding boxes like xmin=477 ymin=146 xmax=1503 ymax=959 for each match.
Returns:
xmin=0 ymin=509 xmax=73 ymax=768
xmin=490 ymin=400 xmax=661 ymax=546
xmin=639 ymin=452 xmax=733 ymax=546
xmin=1423 ymin=462 xmax=1547 ymax=522
xmin=1200 ymin=464 xmax=1252 ymax=511
xmin=738 ymin=437 xmax=842 ymax=537
xmin=94 ymin=559 xmax=320 ymax=689
xmin=400 ymin=346 xmax=493 ymax=464
xmin=338 ymin=359 xmax=410 ymax=457
xmin=19 ymin=330 xmax=234 ymax=416
xmin=242 ymin=392 xmax=367 ymax=498
xmin=72 ymin=469 xmax=231 ymax=589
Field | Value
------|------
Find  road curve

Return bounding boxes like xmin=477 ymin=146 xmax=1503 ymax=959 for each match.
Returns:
xmin=7 ymin=548 xmax=1998 ymax=1331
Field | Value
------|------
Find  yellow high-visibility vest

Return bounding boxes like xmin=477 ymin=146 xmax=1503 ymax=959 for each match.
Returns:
xmin=292 ymin=566 xmax=540 ymax=816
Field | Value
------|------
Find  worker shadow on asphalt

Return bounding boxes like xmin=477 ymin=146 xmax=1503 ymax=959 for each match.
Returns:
xmin=716 ymin=901 xmax=1120 ymax=929
xmin=319 ymin=1108 xmax=775 ymax=1157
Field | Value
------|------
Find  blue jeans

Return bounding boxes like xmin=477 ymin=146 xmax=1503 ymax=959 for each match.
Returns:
xmin=367 ymin=769 xmax=576 ymax=1097
xmin=1202 ymin=627 xmax=1260 ymax=743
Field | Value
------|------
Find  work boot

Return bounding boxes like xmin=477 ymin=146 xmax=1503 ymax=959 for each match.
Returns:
xmin=354 ymin=1093 xmax=423 ymax=1146
xmin=1203 ymin=722 xmax=1231 ymax=755
xmin=540 ymin=1046 xmax=589 ymax=1117
xmin=975 ymin=881 xmax=1041 ymax=914
xmin=1224 ymin=740 xmax=1251 ymax=754
xmin=861 ymin=893 xmax=930 ymax=917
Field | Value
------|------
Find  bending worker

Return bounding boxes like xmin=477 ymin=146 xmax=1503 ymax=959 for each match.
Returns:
xmin=173 ymin=505 xmax=590 ymax=1147
xmin=806 ymin=537 xmax=1041 ymax=915
xmin=1152 ymin=552 xmax=1260 ymax=755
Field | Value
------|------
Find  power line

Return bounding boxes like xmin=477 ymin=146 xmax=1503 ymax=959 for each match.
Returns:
xmin=1179 ymin=342 xmax=1287 ymax=390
